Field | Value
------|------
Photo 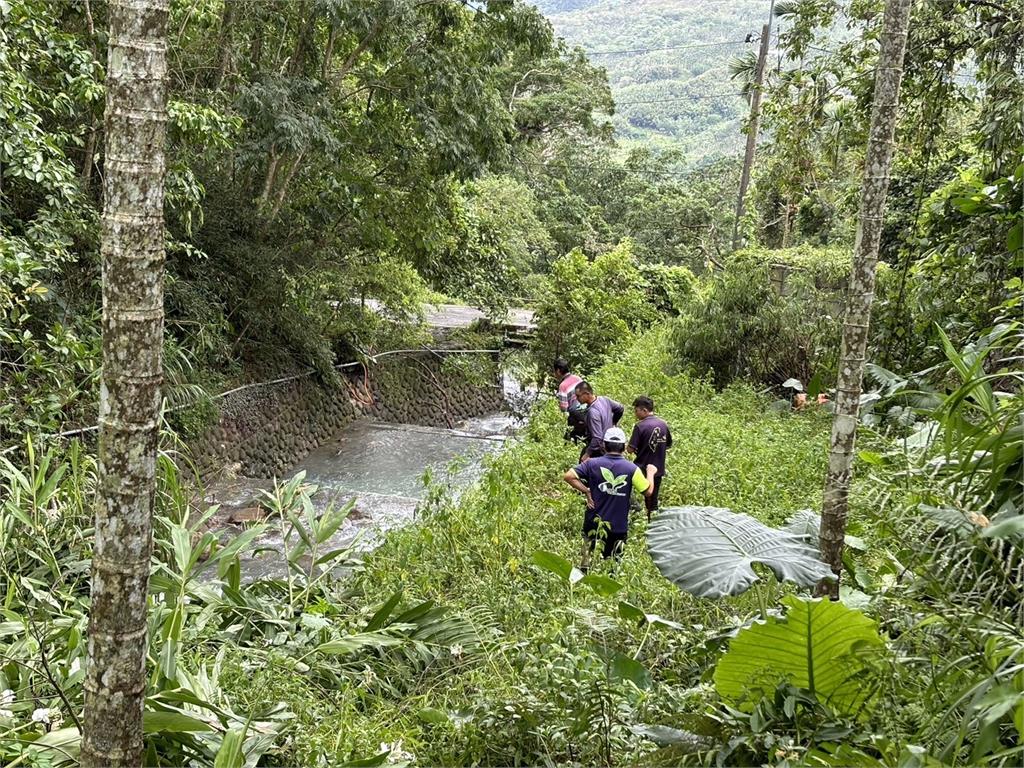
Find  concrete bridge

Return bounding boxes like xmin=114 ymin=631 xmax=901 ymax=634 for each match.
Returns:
xmin=356 ymin=299 xmax=535 ymax=341
xmin=423 ymin=303 xmax=534 ymax=334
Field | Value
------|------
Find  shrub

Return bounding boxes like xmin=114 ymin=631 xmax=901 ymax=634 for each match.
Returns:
xmin=638 ymin=262 xmax=696 ymax=315
xmin=531 ymin=239 xmax=658 ymax=375
xmin=669 ymin=245 xmax=893 ymax=389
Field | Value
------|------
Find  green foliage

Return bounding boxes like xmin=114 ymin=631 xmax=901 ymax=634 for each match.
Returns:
xmin=638 ymin=263 xmax=696 ymax=315
xmin=647 ymin=506 xmax=834 ymax=598
xmin=0 ymin=0 xmax=102 ymax=440
xmin=201 ymin=327 xmax=834 ymax=765
xmin=436 ymin=175 xmax=554 ymax=313
xmin=714 ymin=596 xmax=886 ymax=717
xmin=751 ymin=0 xmax=1021 ymax=379
xmin=531 ymin=240 xmax=659 ymax=374
xmin=895 ymin=160 xmax=1024 ymax=365
xmin=522 ymin=144 xmax=738 ymax=269
xmin=670 ymin=247 xmax=842 ymax=388
xmin=850 ymin=318 xmax=1024 ymax=766
xmin=1 ymin=0 xmax=617 ymax=449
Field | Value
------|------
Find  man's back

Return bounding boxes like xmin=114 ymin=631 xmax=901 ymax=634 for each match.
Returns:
xmin=585 ymin=396 xmax=623 ymax=455
xmin=557 ymin=373 xmax=583 ymax=412
xmin=630 ymin=415 xmax=672 ymax=476
xmin=573 ymin=454 xmax=645 ymax=533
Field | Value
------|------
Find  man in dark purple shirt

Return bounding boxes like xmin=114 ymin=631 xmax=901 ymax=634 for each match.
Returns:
xmin=627 ymin=395 xmax=672 ymax=520
xmin=563 ymin=426 xmax=650 ymax=569
xmin=573 ymin=381 xmax=624 ymax=460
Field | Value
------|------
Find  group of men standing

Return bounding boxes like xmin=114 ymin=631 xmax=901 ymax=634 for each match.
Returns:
xmin=551 ymin=359 xmax=673 ymax=570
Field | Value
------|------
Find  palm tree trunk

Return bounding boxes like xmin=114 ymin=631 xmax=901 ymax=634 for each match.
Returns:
xmin=818 ymin=0 xmax=913 ymax=598
xmin=82 ymin=0 xmax=169 ymax=765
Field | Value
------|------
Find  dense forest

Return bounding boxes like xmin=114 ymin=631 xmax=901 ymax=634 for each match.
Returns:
xmin=1 ymin=0 xmax=1022 ymax=766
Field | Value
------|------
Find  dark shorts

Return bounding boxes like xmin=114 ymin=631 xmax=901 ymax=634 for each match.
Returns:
xmin=582 ymin=513 xmax=627 ymax=559
xmin=645 ymin=475 xmax=663 ymax=512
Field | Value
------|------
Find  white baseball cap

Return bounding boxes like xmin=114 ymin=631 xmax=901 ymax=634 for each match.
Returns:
xmin=603 ymin=426 xmax=627 ymax=443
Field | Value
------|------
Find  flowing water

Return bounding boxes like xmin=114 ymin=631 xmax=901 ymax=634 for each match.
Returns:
xmin=203 ymin=371 xmax=536 ymax=579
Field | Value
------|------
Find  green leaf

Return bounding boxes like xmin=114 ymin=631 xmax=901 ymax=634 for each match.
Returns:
xmin=143 ymin=710 xmax=213 ymax=733
xmin=214 ymin=727 xmax=245 ymax=768
xmin=617 ymin=601 xmax=683 ymax=629
xmin=316 ymin=632 xmax=405 ymax=655
xmin=1007 ymin=220 xmax=1022 ymax=253
xmin=577 ymin=573 xmax=623 ymax=596
xmin=316 ymin=500 xmax=355 ymax=544
xmin=365 ymin=590 xmax=403 ymax=631
xmin=618 ymin=600 xmax=646 ymax=623
xmin=647 ymin=506 xmax=834 ymax=597
xmin=980 ymin=514 xmax=1024 ymax=540
xmin=630 ymin=723 xmax=707 ymax=748
xmin=340 ymin=751 xmax=392 ymax=768
xmin=417 ymin=707 xmax=449 ymax=724
xmin=714 ymin=595 xmax=885 ymax=716
xmin=807 ymin=371 xmax=824 ymax=399
xmin=858 ymin=450 xmax=884 ymax=465
xmin=531 ymin=550 xmax=573 ymax=581
xmin=26 ymin=726 xmax=80 ymax=765
xmin=610 ymin=652 xmax=652 ymax=689
xmin=600 ymin=466 xmax=616 ymax=484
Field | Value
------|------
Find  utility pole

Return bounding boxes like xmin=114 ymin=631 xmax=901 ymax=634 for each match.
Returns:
xmin=731 ymin=0 xmax=775 ymax=252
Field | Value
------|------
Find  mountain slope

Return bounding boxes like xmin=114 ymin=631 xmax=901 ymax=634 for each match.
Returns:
xmin=536 ymin=0 xmax=771 ymax=162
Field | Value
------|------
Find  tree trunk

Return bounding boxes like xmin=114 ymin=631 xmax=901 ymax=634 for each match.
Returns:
xmin=79 ymin=0 xmax=100 ymax=189
xmin=214 ymin=0 xmax=236 ymax=89
xmin=82 ymin=0 xmax=169 ymax=765
xmin=818 ymin=0 xmax=913 ymax=598
xmin=266 ymin=148 xmax=305 ymax=222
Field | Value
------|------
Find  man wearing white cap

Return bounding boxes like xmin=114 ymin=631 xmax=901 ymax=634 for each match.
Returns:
xmin=562 ymin=426 xmax=651 ymax=569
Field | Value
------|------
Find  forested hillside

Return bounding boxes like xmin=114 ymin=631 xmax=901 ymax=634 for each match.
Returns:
xmin=535 ymin=0 xmax=769 ymax=161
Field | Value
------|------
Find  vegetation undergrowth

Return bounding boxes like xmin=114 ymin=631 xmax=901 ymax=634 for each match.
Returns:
xmin=3 ymin=320 xmax=1020 ymax=766
xmin=215 ymin=328 xmax=835 ymax=765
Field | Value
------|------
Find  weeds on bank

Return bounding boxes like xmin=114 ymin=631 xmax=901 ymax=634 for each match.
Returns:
xmin=26 ymin=326 xmax=1024 ymax=766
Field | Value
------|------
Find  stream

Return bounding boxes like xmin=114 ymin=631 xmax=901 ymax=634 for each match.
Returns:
xmin=202 ymin=373 xmax=535 ymax=580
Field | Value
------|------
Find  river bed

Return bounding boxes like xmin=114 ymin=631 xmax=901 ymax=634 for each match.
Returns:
xmin=202 ymin=394 xmax=530 ymax=579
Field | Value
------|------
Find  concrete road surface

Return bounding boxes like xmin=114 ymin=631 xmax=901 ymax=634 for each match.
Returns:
xmin=424 ymin=304 xmax=534 ymax=330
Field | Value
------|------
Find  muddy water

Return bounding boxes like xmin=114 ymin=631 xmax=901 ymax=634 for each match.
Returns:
xmin=204 ymin=371 xmax=536 ymax=579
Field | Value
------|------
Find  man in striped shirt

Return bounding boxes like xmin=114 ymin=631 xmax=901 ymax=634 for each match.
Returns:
xmin=553 ymin=358 xmax=582 ymax=413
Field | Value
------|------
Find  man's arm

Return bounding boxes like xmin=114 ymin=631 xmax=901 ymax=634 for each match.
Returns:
xmin=627 ymin=424 xmax=640 ymax=455
xmin=562 ymin=468 xmax=595 ymax=508
xmin=584 ymin=408 xmax=602 ymax=457
xmin=631 ymin=468 xmax=652 ymax=497
xmin=611 ymin=400 xmax=624 ymax=424
xmin=666 ymin=427 xmax=673 ymax=450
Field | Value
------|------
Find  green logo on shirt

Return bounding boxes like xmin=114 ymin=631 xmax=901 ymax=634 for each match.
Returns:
xmin=598 ymin=467 xmax=628 ymax=497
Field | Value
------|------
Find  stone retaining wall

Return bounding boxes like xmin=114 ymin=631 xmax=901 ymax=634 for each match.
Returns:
xmin=188 ymin=352 xmax=499 ymax=479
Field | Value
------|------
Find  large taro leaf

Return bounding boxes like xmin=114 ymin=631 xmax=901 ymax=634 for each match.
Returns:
xmin=647 ymin=506 xmax=834 ymax=598
xmin=714 ymin=595 xmax=885 ymax=716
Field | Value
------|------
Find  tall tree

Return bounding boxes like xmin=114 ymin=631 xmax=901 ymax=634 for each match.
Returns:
xmin=818 ymin=0 xmax=914 ymax=597
xmin=82 ymin=0 xmax=169 ymax=764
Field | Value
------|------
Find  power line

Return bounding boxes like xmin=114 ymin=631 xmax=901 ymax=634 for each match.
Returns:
xmin=616 ymin=92 xmax=746 ymax=106
xmin=584 ymin=39 xmax=752 ymax=56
